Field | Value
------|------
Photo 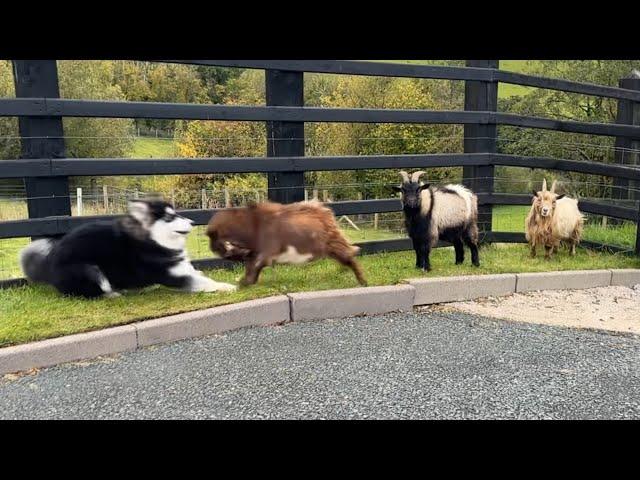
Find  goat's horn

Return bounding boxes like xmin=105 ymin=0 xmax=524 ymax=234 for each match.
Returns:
xmin=399 ymin=171 xmax=410 ymax=183
xmin=542 ymin=178 xmax=548 ymax=192
xmin=550 ymin=180 xmax=558 ymax=194
xmin=411 ymin=171 xmax=426 ymax=183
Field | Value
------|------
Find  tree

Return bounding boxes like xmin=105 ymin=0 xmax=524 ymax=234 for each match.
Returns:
xmin=496 ymin=60 xmax=640 ymax=198
xmin=308 ymin=75 xmax=464 ymax=200
xmin=113 ymin=61 xmax=209 ymax=134
xmin=57 ymin=61 xmax=135 ymax=161
xmin=0 ymin=61 xmax=19 ymax=161
xmin=195 ymin=65 xmax=243 ymax=103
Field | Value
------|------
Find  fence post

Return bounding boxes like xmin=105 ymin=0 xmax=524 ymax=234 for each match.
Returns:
xmin=613 ymin=75 xmax=640 ymax=247
xmin=265 ymin=69 xmax=305 ymax=204
xmin=463 ymin=60 xmax=499 ymax=239
xmin=76 ymin=187 xmax=83 ymax=216
xmin=103 ymin=185 xmax=108 ymax=211
xmin=12 ymin=60 xmax=71 ymax=234
xmin=201 ymin=188 xmax=207 ymax=209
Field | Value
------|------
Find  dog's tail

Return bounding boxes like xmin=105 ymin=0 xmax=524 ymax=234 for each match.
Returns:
xmin=20 ymin=239 xmax=56 ymax=284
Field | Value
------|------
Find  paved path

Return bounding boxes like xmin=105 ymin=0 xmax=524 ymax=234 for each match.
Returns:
xmin=1 ymin=311 xmax=639 ymax=419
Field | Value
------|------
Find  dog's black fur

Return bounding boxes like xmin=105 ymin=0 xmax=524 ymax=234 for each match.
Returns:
xmin=20 ymin=199 xmax=233 ymax=298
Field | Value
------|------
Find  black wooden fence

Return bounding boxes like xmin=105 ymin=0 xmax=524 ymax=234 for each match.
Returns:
xmin=1 ymin=60 xmax=640 ymax=280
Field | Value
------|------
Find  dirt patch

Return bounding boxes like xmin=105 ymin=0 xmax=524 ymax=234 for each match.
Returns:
xmin=429 ymin=285 xmax=640 ymax=335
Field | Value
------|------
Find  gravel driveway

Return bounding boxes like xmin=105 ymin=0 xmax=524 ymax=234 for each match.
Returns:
xmin=1 ymin=310 xmax=639 ymax=419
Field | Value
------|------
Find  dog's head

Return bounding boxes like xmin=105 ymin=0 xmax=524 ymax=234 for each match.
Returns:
xmin=206 ymin=209 xmax=254 ymax=261
xmin=128 ymin=199 xmax=194 ymax=251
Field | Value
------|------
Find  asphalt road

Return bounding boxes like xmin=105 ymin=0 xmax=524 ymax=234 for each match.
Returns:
xmin=1 ymin=310 xmax=639 ymax=419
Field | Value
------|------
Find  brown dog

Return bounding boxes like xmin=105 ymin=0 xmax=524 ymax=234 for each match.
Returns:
xmin=206 ymin=200 xmax=367 ymax=286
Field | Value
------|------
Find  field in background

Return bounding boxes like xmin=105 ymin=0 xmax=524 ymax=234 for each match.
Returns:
xmin=129 ymin=137 xmax=177 ymax=158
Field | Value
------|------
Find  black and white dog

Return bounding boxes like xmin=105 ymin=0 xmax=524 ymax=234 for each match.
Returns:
xmin=19 ymin=199 xmax=236 ymax=298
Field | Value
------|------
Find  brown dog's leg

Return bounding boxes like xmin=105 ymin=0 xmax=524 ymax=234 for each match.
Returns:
xmin=240 ymin=255 xmax=266 ymax=286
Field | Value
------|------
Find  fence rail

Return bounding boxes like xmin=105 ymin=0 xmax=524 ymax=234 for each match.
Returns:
xmin=2 ymin=194 xmax=637 ymax=240
xmin=1 ymin=59 xmax=640 ymax=285
xmin=2 ymin=153 xmax=640 ymax=181
xmin=164 ymin=60 xmax=640 ymax=103
xmin=2 ymin=99 xmax=640 ymax=140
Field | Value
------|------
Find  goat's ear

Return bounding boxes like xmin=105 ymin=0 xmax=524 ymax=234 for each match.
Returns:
xmin=531 ymin=190 xmax=538 ymax=198
xmin=555 ymin=194 xmax=565 ymax=201
xmin=391 ymin=185 xmax=402 ymax=192
xmin=419 ymin=183 xmax=431 ymax=191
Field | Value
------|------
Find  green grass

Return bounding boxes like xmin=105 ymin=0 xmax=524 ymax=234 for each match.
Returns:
xmin=1 ymin=243 xmax=638 ymax=348
xmin=130 ymin=137 xmax=177 ymax=158
xmin=0 ymin=237 xmax=28 ymax=280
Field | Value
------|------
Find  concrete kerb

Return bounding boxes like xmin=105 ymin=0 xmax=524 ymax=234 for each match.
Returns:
xmin=610 ymin=269 xmax=640 ymax=287
xmin=1 ymin=268 xmax=637 ymax=375
xmin=134 ymin=295 xmax=291 ymax=347
xmin=407 ymin=274 xmax=517 ymax=305
xmin=287 ymin=285 xmax=416 ymax=322
xmin=0 ymin=325 xmax=138 ymax=376
xmin=515 ymin=270 xmax=613 ymax=293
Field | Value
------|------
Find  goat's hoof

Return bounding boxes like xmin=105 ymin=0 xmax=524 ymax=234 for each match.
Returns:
xmin=473 ymin=262 xmax=480 ymax=267
xmin=455 ymin=260 xmax=464 ymax=265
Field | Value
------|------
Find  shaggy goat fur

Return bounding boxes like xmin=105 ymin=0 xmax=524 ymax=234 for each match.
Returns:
xmin=394 ymin=171 xmax=480 ymax=271
xmin=525 ymin=179 xmax=584 ymax=258
xmin=206 ymin=200 xmax=366 ymax=286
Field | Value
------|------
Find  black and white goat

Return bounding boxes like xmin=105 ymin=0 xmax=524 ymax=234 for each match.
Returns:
xmin=393 ymin=171 xmax=480 ymax=271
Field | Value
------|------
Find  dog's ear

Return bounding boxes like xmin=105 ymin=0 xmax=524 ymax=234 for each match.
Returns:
xmin=420 ymin=183 xmax=431 ymax=191
xmin=128 ymin=200 xmax=151 ymax=226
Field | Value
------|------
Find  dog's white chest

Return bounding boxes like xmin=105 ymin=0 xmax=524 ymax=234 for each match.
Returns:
xmin=274 ymin=246 xmax=313 ymax=264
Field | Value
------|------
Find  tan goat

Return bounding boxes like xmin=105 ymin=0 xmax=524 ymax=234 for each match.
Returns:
xmin=525 ymin=179 xmax=584 ymax=259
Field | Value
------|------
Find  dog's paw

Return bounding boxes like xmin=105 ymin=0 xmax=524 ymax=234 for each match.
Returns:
xmin=195 ymin=278 xmax=237 ymax=293
xmin=214 ymin=281 xmax=237 ymax=293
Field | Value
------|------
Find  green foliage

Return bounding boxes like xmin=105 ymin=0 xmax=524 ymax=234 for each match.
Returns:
xmin=196 ymin=65 xmax=244 ymax=103
xmin=0 ymin=60 xmax=19 ymax=160
xmin=113 ymin=61 xmax=209 ymax=133
xmin=307 ymin=75 xmax=464 ymax=199
xmin=496 ymin=60 xmax=640 ymax=198
xmin=57 ymin=61 xmax=135 ymax=160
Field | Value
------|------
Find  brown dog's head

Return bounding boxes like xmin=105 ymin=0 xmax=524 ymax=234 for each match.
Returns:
xmin=532 ymin=179 xmax=565 ymax=218
xmin=206 ymin=208 xmax=255 ymax=261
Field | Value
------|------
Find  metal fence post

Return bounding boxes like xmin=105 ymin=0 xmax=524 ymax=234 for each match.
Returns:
xmin=463 ymin=60 xmax=499 ymax=238
xmin=12 ymin=60 xmax=71 ymax=232
xmin=613 ymin=74 xmax=640 ymax=253
xmin=265 ymin=69 xmax=305 ymax=204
